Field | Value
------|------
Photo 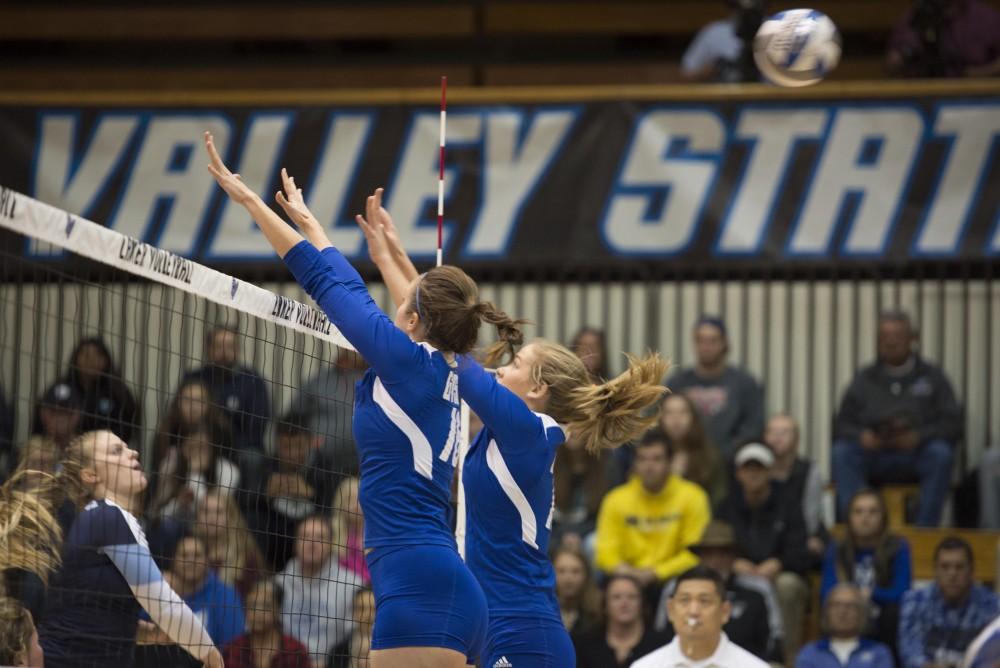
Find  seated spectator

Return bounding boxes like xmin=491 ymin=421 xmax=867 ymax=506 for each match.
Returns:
xmin=290 ymin=348 xmax=366 ymax=474
xmin=571 ymin=327 xmax=609 ymax=381
xmin=193 ymin=491 xmax=266 ymax=600
xmin=821 ymin=489 xmax=912 ymax=654
xmin=979 ymin=445 xmax=1000 ymax=529
xmin=681 ymin=1 xmax=766 ymax=83
xmin=328 ymin=588 xmax=374 ymax=668
xmin=899 ymin=537 xmax=999 ymax=668
xmin=964 ymin=613 xmax=1000 ymax=668
xmin=151 ymin=419 xmax=240 ymax=523
xmin=669 ymin=316 xmax=764 ymax=460
xmin=887 ymin=0 xmax=1000 ymax=77
xmin=30 ymin=381 xmax=84 ymax=450
xmin=659 ymin=393 xmax=727 ymax=505
xmin=137 ymin=534 xmax=246 ymax=667
xmin=274 ymin=515 xmax=362 ymax=665
xmin=831 ymin=310 xmax=962 ymax=527
xmin=152 ymin=378 xmax=232 ymax=474
xmin=184 ymin=325 xmax=271 ymax=489
xmin=655 ymin=521 xmax=783 ymax=663
xmin=64 ymin=337 xmax=140 ymax=444
xmin=595 ymin=431 xmax=710 ymax=611
xmin=766 ymin=413 xmax=827 ymax=559
xmin=573 ymin=574 xmax=670 ymax=668
xmin=330 ymin=476 xmax=368 ymax=584
xmin=715 ymin=442 xmax=810 ymax=662
xmin=252 ymin=412 xmax=335 ymax=571
xmin=221 ymin=580 xmax=310 ymax=668
xmin=630 ymin=565 xmax=769 ymax=668
xmin=553 ymin=546 xmax=602 ymax=635
xmin=553 ymin=437 xmax=613 ymax=552
xmin=796 ymin=583 xmax=894 ymax=668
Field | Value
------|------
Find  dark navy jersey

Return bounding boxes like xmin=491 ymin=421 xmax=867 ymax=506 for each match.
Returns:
xmin=40 ymin=499 xmax=147 ymax=667
xmin=457 ymin=356 xmax=565 ymax=622
xmin=285 ymin=242 xmax=462 ymax=549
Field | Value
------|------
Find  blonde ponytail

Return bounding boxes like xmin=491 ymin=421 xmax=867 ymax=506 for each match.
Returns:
xmin=0 ymin=468 xmax=63 ymax=583
xmin=530 ymin=340 xmax=669 ymax=454
xmin=0 ymin=596 xmax=35 ymax=666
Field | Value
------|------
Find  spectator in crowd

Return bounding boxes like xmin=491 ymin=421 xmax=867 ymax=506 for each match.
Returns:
xmin=655 ymin=521 xmax=783 ymax=663
xmin=0 ymin=384 xmax=15 ymax=479
xmin=963 ymin=614 xmax=1000 ymax=668
xmin=329 ymin=588 xmax=375 ymax=668
xmin=887 ymin=0 xmax=1000 ymax=77
xmin=193 ymin=491 xmax=266 ymax=600
xmin=899 ymin=537 xmax=1000 ymax=668
xmin=554 ymin=546 xmax=603 ymax=635
xmin=572 ymin=574 xmax=670 ymax=668
xmin=330 ymin=476 xmax=368 ymax=584
xmin=252 ymin=411 xmax=335 ymax=571
xmin=831 ymin=310 xmax=962 ymax=527
xmin=221 ymin=580 xmax=310 ymax=668
xmin=715 ymin=441 xmax=810 ymax=662
xmin=64 ymin=337 xmax=140 ymax=444
xmin=821 ymin=489 xmax=912 ymax=654
xmin=979 ymin=445 xmax=1000 ymax=529
xmin=31 ymin=381 xmax=84 ymax=451
xmin=669 ymin=316 xmax=765 ymax=460
xmin=766 ymin=413 xmax=827 ymax=559
xmin=274 ymin=515 xmax=362 ymax=666
xmin=631 ymin=565 xmax=769 ymax=668
xmin=152 ymin=378 xmax=233 ymax=475
xmin=571 ymin=327 xmax=609 ymax=381
xmin=681 ymin=1 xmax=767 ymax=82
xmin=659 ymin=393 xmax=727 ymax=505
xmin=290 ymin=348 xmax=366 ymax=475
xmin=137 ymin=534 xmax=246 ymax=666
xmin=151 ymin=418 xmax=240 ymax=524
xmin=796 ymin=583 xmax=894 ymax=668
xmin=184 ymin=325 xmax=271 ymax=488
xmin=552 ymin=437 xmax=614 ymax=552
xmin=595 ymin=430 xmax=711 ymax=610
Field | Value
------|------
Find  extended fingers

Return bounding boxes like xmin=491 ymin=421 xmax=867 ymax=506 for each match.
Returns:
xmin=203 ymin=132 xmax=229 ymax=174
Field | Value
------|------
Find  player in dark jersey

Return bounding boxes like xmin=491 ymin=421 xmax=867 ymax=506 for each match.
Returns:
xmin=352 ymin=189 xmax=668 ymax=668
xmin=38 ymin=430 xmax=221 ymax=668
xmin=205 ymin=136 xmax=522 ymax=668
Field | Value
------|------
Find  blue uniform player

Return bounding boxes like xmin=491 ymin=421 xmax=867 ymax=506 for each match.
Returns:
xmin=206 ymin=139 xmax=519 ymax=667
xmin=38 ymin=430 xmax=220 ymax=668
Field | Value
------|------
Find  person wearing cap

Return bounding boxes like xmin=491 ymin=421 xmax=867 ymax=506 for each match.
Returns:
xmin=655 ymin=520 xmax=784 ymax=663
xmin=595 ymin=430 xmax=711 ymax=614
xmin=668 ymin=316 xmax=765 ymax=460
xmin=30 ymin=381 xmax=84 ymax=451
xmin=716 ymin=441 xmax=810 ymax=663
xmin=796 ymin=583 xmax=894 ymax=668
xmin=630 ymin=565 xmax=769 ymax=668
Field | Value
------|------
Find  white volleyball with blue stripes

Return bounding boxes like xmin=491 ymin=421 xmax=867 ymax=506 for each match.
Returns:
xmin=753 ymin=9 xmax=841 ymax=87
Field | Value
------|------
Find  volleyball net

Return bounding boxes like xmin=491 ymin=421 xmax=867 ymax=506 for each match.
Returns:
xmin=0 ymin=186 xmax=374 ymax=667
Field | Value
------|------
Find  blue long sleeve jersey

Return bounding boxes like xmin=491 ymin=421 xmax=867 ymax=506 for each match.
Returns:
xmin=457 ymin=355 xmax=565 ymax=622
xmin=39 ymin=499 xmax=213 ymax=668
xmin=284 ymin=241 xmax=461 ymax=550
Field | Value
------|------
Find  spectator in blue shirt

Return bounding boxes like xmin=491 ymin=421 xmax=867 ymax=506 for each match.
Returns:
xmin=899 ymin=536 xmax=1000 ymax=668
xmin=797 ymin=583 xmax=894 ymax=668
xmin=821 ymin=489 xmax=912 ymax=656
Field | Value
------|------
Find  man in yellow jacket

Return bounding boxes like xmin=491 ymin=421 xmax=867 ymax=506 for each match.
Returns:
xmin=595 ymin=430 xmax=711 ymax=611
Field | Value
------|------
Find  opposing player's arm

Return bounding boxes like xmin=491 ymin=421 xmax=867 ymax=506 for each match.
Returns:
xmin=102 ymin=543 xmax=216 ymax=662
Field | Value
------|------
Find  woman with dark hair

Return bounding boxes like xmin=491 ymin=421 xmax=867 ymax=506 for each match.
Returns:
xmin=572 ymin=574 xmax=669 ymax=668
xmin=570 ymin=328 xmax=609 ymax=382
xmin=152 ymin=378 xmax=232 ymax=474
xmin=552 ymin=441 xmax=613 ymax=551
xmin=820 ymin=489 xmax=912 ymax=652
xmin=222 ymin=580 xmax=310 ymax=668
xmin=659 ymin=393 xmax=727 ymax=504
xmin=553 ymin=547 xmax=603 ymax=636
xmin=64 ymin=337 xmax=140 ymax=444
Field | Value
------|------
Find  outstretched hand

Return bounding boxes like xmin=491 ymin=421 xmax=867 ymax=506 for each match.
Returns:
xmin=204 ymin=132 xmax=257 ymax=206
xmin=275 ymin=168 xmax=318 ymax=229
xmin=354 ymin=188 xmax=393 ymax=264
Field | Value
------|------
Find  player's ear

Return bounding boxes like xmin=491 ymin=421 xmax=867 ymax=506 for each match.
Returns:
xmin=527 ymin=382 xmax=549 ymax=403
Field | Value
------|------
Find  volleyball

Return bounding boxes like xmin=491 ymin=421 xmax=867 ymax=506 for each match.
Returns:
xmin=753 ymin=9 xmax=841 ymax=87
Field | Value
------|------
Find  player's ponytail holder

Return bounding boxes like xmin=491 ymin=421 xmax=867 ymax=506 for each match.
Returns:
xmin=414 ymin=273 xmax=427 ymax=320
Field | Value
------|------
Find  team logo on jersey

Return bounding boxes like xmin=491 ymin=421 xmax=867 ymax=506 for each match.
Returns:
xmin=493 ymin=657 xmax=513 ymax=668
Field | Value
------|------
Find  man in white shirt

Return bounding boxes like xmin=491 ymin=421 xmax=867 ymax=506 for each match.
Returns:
xmin=631 ymin=565 xmax=768 ymax=667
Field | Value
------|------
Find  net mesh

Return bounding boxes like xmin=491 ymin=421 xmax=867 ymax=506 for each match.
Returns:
xmin=0 ymin=204 xmax=373 ymax=667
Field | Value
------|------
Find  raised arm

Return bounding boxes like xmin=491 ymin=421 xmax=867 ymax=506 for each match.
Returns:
xmin=205 ymin=132 xmax=301 ymax=258
xmin=355 ymin=188 xmax=419 ymax=309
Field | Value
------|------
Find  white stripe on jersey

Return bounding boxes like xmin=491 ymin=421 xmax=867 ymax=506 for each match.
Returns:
xmin=486 ymin=439 xmax=539 ymax=549
xmin=532 ymin=411 xmax=563 ymax=438
xmin=373 ymin=377 xmax=434 ymax=480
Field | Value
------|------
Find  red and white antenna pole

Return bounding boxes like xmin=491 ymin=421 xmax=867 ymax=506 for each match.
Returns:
xmin=437 ymin=75 xmax=447 ymax=268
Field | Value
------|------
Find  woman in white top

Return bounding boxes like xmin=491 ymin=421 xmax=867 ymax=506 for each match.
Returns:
xmin=631 ymin=566 xmax=768 ymax=668
xmin=153 ymin=418 xmax=239 ymax=522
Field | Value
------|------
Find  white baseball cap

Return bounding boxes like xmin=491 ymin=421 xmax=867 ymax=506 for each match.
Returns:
xmin=734 ymin=442 xmax=775 ymax=468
